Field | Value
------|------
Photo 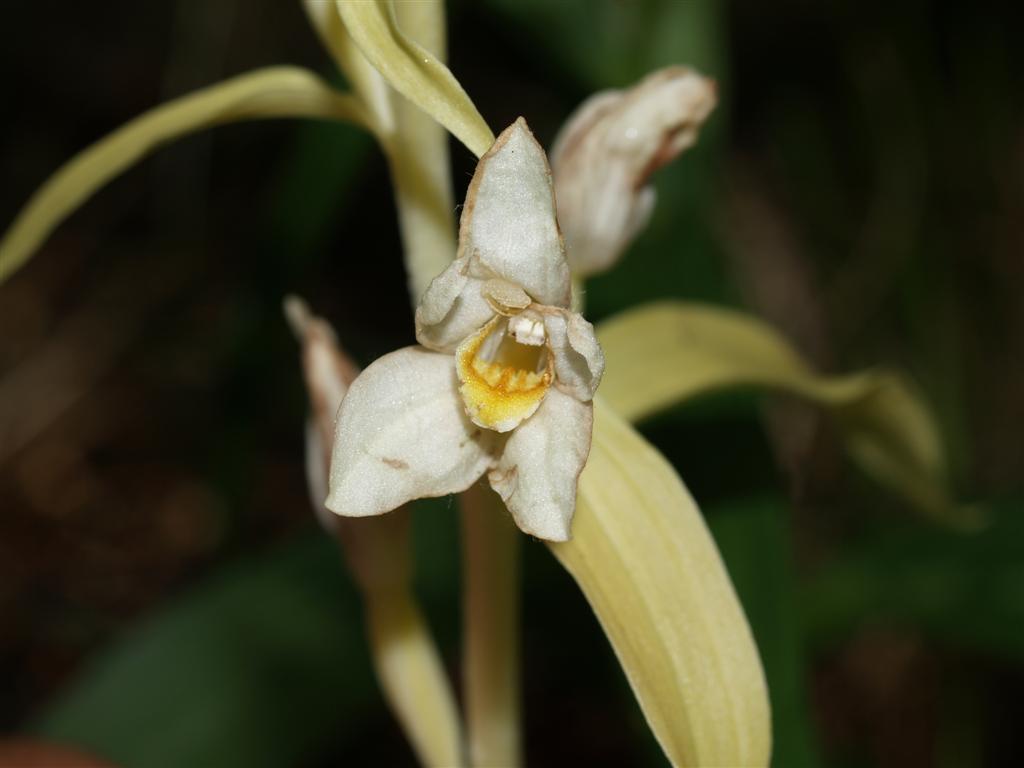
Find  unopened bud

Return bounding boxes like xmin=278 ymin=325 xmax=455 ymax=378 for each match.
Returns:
xmin=284 ymin=295 xmax=359 ymax=535
xmin=551 ymin=66 xmax=717 ymax=277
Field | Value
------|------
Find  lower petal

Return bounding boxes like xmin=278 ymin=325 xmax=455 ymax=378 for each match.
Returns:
xmin=326 ymin=346 xmax=495 ymax=517
xmin=488 ymin=388 xmax=592 ymax=541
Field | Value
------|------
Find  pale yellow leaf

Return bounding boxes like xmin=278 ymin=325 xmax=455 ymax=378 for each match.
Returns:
xmin=387 ymin=0 xmax=459 ymax=302
xmin=336 ymin=0 xmax=494 ymax=159
xmin=303 ymin=0 xmax=394 ymax=132
xmin=0 ymin=66 xmax=368 ymax=285
xmin=596 ymin=301 xmax=975 ymax=526
xmin=550 ymin=399 xmax=771 ymax=767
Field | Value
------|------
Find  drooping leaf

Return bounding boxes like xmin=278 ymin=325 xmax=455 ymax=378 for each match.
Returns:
xmin=549 ymin=399 xmax=771 ymax=767
xmin=0 ymin=67 xmax=368 ymax=285
xmin=336 ymin=0 xmax=494 ymax=159
xmin=597 ymin=301 xmax=974 ymax=527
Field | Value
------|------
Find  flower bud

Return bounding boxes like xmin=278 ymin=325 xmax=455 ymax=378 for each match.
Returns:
xmin=285 ymin=295 xmax=413 ymax=594
xmin=550 ymin=66 xmax=717 ymax=277
xmin=284 ymin=296 xmax=359 ymax=536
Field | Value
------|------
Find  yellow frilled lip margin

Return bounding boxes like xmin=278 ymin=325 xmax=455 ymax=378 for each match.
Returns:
xmin=456 ymin=316 xmax=553 ymax=433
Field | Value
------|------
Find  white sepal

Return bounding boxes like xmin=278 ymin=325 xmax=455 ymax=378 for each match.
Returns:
xmin=415 ymin=255 xmax=495 ymax=353
xmin=487 ymin=388 xmax=593 ymax=541
xmin=543 ymin=309 xmax=605 ymax=402
xmin=459 ymin=118 xmax=571 ymax=308
xmin=326 ymin=347 xmax=496 ymax=517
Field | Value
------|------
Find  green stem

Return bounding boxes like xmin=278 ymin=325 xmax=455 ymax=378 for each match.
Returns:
xmin=460 ymin=483 xmax=523 ymax=767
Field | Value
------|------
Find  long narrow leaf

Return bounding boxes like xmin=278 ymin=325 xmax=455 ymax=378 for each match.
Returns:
xmin=550 ymin=399 xmax=771 ymax=767
xmin=387 ymin=0 xmax=459 ymax=301
xmin=597 ymin=301 xmax=973 ymax=526
xmin=303 ymin=0 xmax=394 ymax=131
xmin=0 ymin=66 xmax=367 ymax=284
xmin=336 ymin=0 xmax=494 ymax=158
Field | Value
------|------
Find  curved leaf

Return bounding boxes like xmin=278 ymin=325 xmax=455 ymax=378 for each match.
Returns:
xmin=549 ymin=399 xmax=772 ymax=767
xmin=0 ymin=66 xmax=368 ymax=285
xmin=596 ymin=301 xmax=975 ymax=527
xmin=336 ymin=0 xmax=494 ymax=158
xmin=302 ymin=0 xmax=394 ymax=131
xmin=385 ymin=0 xmax=459 ymax=302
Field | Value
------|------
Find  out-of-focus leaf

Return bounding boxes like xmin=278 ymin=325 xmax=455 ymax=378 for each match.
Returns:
xmin=0 ymin=67 xmax=368 ymax=285
xmin=802 ymin=498 xmax=1024 ymax=660
xmin=597 ymin=301 xmax=974 ymax=527
xmin=549 ymin=399 xmax=771 ymax=767
xmin=34 ymin=534 xmax=384 ymax=768
xmin=709 ymin=498 xmax=821 ymax=768
xmin=336 ymin=0 xmax=494 ymax=158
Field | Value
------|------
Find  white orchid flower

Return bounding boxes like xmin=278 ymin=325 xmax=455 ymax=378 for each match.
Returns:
xmin=325 ymin=118 xmax=604 ymax=542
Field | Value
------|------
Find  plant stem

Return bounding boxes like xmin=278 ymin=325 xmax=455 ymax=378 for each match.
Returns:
xmin=364 ymin=588 xmax=465 ymax=768
xmin=337 ymin=512 xmax=466 ymax=768
xmin=460 ymin=483 xmax=523 ymax=767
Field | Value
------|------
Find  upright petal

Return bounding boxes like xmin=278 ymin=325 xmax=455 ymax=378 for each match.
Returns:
xmin=415 ymin=255 xmax=495 ymax=353
xmin=542 ymin=309 xmax=605 ymax=401
xmin=488 ymin=388 xmax=592 ymax=541
xmin=550 ymin=67 xmax=717 ymax=276
xmin=459 ymin=119 xmax=571 ymax=308
xmin=326 ymin=347 xmax=496 ymax=517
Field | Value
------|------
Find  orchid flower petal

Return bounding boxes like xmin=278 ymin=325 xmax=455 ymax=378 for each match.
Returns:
xmin=0 ymin=66 xmax=368 ymax=286
xmin=542 ymin=309 xmax=605 ymax=402
xmin=551 ymin=67 xmax=717 ymax=276
xmin=459 ymin=119 xmax=572 ymax=308
xmin=335 ymin=0 xmax=494 ymax=158
xmin=550 ymin=399 xmax=771 ymax=766
xmin=597 ymin=301 xmax=978 ymax=527
xmin=414 ymin=256 xmax=495 ymax=353
xmin=326 ymin=346 xmax=496 ymax=517
xmin=488 ymin=388 xmax=592 ymax=541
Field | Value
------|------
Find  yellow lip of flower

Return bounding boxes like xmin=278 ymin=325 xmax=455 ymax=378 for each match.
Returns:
xmin=456 ymin=315 xmax=554 ymax=433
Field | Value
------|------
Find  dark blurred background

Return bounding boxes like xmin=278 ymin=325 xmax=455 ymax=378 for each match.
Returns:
xmin=1 ymin=1 xmax=1022 ymax=766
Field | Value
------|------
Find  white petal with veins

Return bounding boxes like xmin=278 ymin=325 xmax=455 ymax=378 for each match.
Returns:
xmin=326 ymin=347 xmax=495 ymax=516
xmin=459 ymin=118 xmax=571 ymax=308
xmin=415 ymin=255 xmax=496 ymax=353
xmin=543 ymin=309 xmax=605 ymax=401
xmin=488 ymin=387 xmax=593 ymax=541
